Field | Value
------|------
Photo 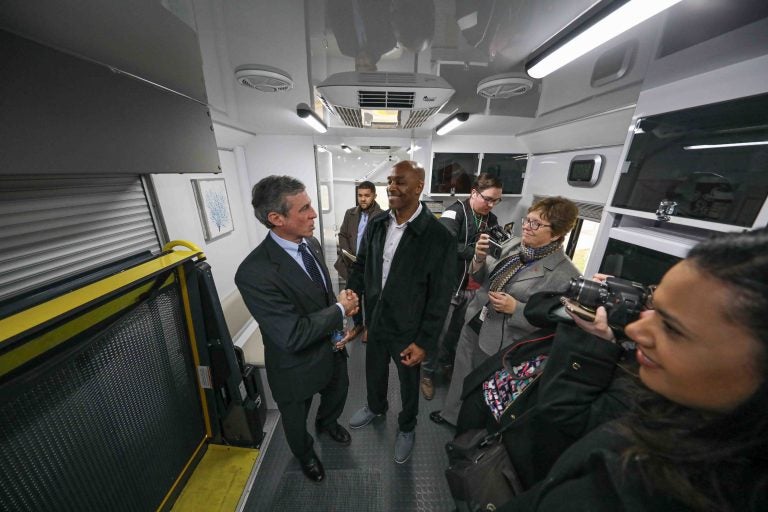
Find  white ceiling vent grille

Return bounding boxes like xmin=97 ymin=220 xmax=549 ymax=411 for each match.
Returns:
xmin=317 ymin=72 xmax=454 ymax=128
xmin=234 ymin=64 xmax=294 ymax=92
xmin=358 ymin=91 xmax=415 ymax=109
xmin=477 ymin=74 xmax=534 ymax=99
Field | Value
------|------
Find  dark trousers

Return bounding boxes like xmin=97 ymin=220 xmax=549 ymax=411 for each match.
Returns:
xmin=365 ymin=338 xmax=421 ymax=432
xmin=278 ymin=351 xmax=349 ymax=462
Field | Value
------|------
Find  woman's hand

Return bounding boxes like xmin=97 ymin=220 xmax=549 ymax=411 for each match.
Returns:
xmin=567 ymin=306 xmax=616 ymax=342
xmin=488 ymin=291 xmax=517 ymax=315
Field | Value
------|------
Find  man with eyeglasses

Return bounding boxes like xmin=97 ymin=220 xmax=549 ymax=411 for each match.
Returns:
xmin=423 ymin=173 xmax=503 ymax=403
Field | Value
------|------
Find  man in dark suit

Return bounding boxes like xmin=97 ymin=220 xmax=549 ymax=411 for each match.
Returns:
xmin=347 ymin=161 xmax=455 ymax=464
xmin=235 ymin=175 xmax=359 ymax=482
xmin=333 ymin=180 xmax=384 ymax=282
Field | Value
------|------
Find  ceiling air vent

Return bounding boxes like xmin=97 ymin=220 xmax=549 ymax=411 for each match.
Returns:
xmin=234 ymin=64 xmax=294 ymax=92
xmin=477 ymin=73 xmax=534 ymax=99
xmin=317 ymin=72 xmax=454 ymax=128
xmin=359 ymin=145 xmax=400 ymax=153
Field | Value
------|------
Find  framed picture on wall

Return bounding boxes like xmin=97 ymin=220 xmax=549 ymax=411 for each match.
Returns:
xmin=192 ymin=178 xmax=234 ymax=241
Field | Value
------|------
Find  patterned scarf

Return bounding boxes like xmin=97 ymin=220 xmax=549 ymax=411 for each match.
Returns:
xmin=487 ymin=239 xmax=563 ymax=292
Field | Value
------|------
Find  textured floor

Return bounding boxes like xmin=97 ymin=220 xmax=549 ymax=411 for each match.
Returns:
xmin=242 ymin=340 xmax=457 ymax=511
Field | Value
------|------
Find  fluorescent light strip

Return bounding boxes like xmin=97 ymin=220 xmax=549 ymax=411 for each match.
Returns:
xmin=341 ymin=145 xmax=352 ymax=153
xmin=435 ymin=113 xmax=469 ymax=136
xmin=299 ymin=113 xmax=327 ymax=133
xmin=528 ymin=0 xmax=683 ymax=79
xmin=684 ymin=141 xmax=768 ymax=150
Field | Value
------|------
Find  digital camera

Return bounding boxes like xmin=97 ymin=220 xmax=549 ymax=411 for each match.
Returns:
xmin=480 ymin=225 xmax=512 ymax=259
xmin=564 ymin=276 xmax=651 ymax=328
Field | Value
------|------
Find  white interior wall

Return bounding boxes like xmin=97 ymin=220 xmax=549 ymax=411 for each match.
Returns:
xmin=512 ymin=145 xmax=624 ymax=231
xmin=151 ymin=149 xmax=253 ymax=299
xmin=243 ymin=135 xmax=318 ymax=205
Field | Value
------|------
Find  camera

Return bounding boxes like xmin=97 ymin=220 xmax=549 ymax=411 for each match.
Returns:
xmin=480 ymin=225 xmax=512 ymax=259
xmin=564 ymin=276 xmax=651 ymax=328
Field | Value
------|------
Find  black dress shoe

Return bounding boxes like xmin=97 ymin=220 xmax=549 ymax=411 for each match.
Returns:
xmin=300 ymin=456 xmax=325 ymax=482
xmin=317 ymin=422 xmax=352 ymax=445
xmin=429 ymin=410 xmax=447 ymax=425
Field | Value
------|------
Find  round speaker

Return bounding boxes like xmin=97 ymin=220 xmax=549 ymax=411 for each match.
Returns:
xmin=477 ymin=73 xmax=534 ymax=99
xmin=234 ymin=64 xmax=294 ymax=92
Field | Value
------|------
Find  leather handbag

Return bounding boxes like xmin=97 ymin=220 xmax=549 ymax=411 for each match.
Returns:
xmin=445 ymin=427 xmax=523 ymax=512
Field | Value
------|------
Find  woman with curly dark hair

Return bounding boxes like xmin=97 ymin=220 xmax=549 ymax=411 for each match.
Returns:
xmin=499 ymin=227 xmax=768 ymax=511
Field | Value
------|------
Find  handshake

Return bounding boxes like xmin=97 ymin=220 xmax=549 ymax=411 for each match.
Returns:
xmin=337 ymin=289 xmax=360 ymax=316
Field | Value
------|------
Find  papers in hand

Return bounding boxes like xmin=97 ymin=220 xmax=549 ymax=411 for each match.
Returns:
xmin=341 ymin=249 xmax=357 ymax=263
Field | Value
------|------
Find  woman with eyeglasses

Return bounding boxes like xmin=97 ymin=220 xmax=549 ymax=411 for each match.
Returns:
xmin=431 ymin=197 xmax=581 ymax=427
xmin=492 ymin=227 xmax=768 ymax=511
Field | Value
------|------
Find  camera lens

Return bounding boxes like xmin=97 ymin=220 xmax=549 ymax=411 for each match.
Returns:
xmin=565 ymin=277 xmax=606 ymax=309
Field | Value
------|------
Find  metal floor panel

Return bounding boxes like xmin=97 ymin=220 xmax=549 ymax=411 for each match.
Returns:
xmin=243 ymin=341 xmax=456 ymax=512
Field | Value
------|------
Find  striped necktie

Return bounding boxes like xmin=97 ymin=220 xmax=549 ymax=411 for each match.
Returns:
xmin=299 ymin=242 xmax=327 ymax=292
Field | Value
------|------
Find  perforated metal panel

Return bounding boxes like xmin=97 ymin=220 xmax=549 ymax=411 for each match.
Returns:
xmin=0 ymin=285 xmax=205 ymax=512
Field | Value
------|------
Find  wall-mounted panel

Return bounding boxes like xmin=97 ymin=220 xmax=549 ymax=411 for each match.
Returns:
xmin=0 ymin=30 xmax=219 ymax=175
xmin=0 ymin=0 xmax=207 ymax=102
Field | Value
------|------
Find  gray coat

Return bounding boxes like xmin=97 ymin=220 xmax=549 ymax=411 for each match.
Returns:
xmin=465 ymin=237 xmax=580 ymax=356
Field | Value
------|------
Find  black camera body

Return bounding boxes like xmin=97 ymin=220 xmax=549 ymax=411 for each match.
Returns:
xmin=564 ymin=276 xmax=650 ymax=328
xmin=480 ymin=225 xmax=512 ymax=259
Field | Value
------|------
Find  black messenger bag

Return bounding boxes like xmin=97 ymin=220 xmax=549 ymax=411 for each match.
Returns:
xmin=445 ymin=428 xmax=523 ymax=512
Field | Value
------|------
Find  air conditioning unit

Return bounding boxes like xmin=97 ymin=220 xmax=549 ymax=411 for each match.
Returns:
xmin=317 ymin=72 xmax=455 ymax=129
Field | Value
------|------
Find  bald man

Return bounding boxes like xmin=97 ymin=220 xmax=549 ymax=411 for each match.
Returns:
xmin=346 ymin=161 xmax=455 ymax=463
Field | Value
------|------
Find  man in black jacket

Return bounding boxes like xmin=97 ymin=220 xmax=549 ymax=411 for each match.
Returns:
xmin=347 ymin=160 xmax=455 ymax=464
xmin=422 ymin=173 xmax=503 ymax=401
xmin=235 ymin=176 xmax=359 ymax=482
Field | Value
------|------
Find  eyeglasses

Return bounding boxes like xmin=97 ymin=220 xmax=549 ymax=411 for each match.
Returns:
xmin=476 ymin=191 xmax=502 ymax=206
xmin=521 ymin=217 xmax=552 ymax=231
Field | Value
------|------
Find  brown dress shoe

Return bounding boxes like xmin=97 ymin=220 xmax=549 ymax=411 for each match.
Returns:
xmin=420 ymin=376 xmax=435 ymax=400
xmin=300 ymin=456 xmax=325 ymax=482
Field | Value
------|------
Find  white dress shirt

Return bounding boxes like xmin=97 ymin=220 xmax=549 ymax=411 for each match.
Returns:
xmin=381 ymin=203 xmax=423 ymax=289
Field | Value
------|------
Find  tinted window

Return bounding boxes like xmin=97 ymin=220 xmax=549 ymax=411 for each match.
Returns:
xmin=599 ymin=238 xmax=681 ymax=286
xmin=480 ymin=154 xmax=527 ymax=194
xmin=430 ymin=153 xmax=478 ymax=194
xmin=612 ymin=92 xmax=768 ymax=227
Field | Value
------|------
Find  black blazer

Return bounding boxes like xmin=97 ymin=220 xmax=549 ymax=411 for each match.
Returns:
xmin=235 ymin=234 xmax=344 ymax=403
xmin=348 ymin=204 xmax=455 ymax=353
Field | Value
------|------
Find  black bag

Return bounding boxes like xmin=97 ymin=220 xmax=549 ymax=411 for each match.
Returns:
xmin=445 ymin=428 xmax=523 ymax=512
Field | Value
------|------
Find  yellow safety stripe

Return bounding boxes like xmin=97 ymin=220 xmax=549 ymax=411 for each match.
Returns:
xmin=0 ymin=250 xmax=201 ymax=345
xmin=177 ymin=264 xmax=213 ymax=438
xmin=0 ymin=275 xmax=175 ymax=379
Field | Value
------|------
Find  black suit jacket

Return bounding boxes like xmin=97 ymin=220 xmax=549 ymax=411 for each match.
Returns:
xmin=235 ymin=234 xmax=344 ymax=403
xmin=348 ymin=204 xmax=455 ymax=353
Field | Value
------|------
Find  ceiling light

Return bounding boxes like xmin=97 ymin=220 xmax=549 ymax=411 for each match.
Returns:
xmin=316 ymin=145 xmax=329 ymax=153
xmin=526 ymin=0 xmax=683 ymax=79
xmin=296 ymin=103 xmax=327 ymax=133
xmin=341 ymin=144 xmax=352 ymax=153
xmin=684 ymin=141 xmax=768 ymax=150
xmin=407 ymin=144 xmax=422 ymax=155
xmin=435 ymin=113 xmax=469 ymax=136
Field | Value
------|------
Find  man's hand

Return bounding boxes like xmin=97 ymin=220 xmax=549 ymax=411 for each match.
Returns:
xmin=488 ymin=291 xmax=517 ymax=314
xmin=400 ymin=342 xmax=426 ymax=367
xmin=474 ymin=233 xmax=490 ymax=263
xmin=334 ymin=324 xmax=364 ymax=350
xmin=338 ymin=289 xmax=359 ymax=316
